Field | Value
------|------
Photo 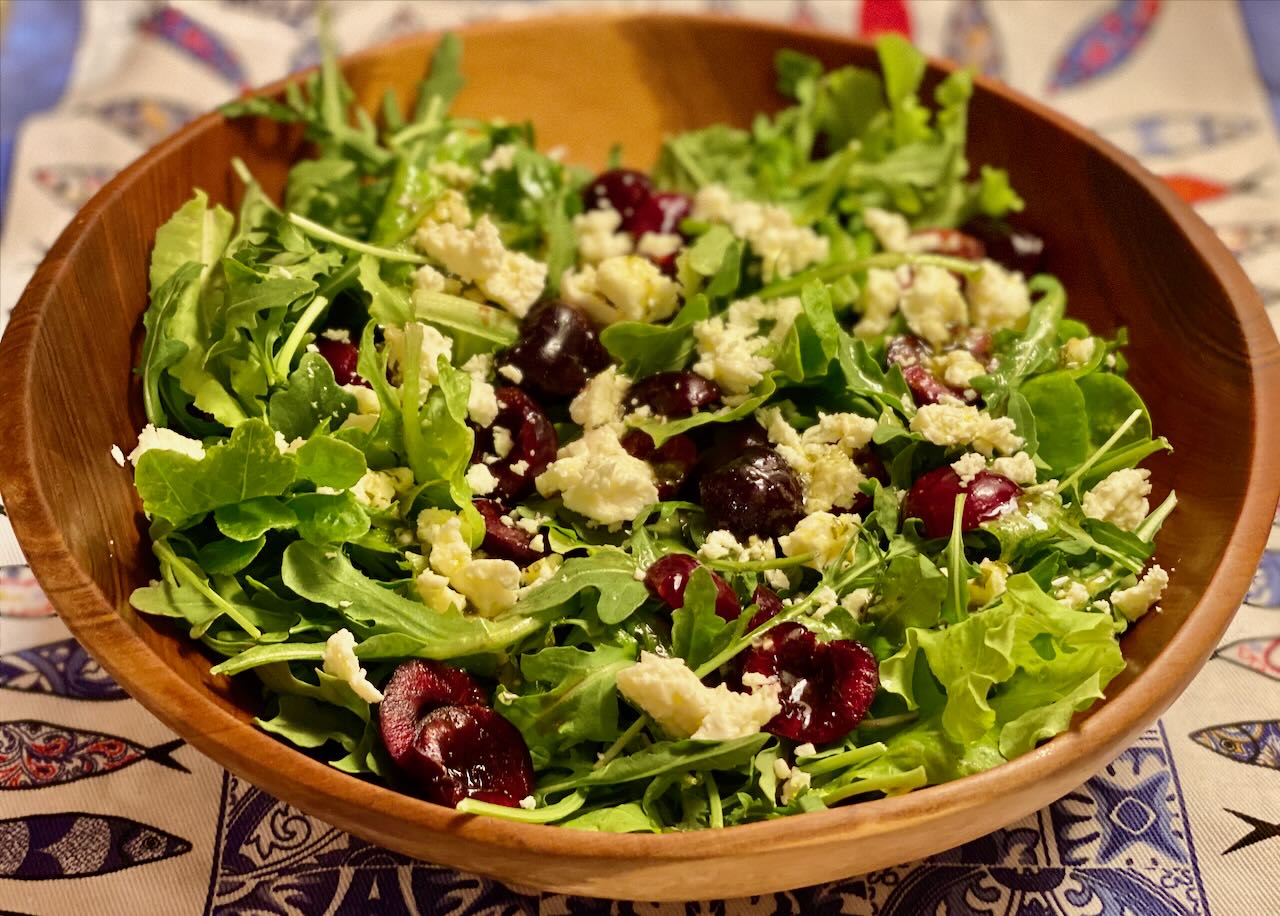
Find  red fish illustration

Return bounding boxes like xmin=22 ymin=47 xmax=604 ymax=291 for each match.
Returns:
xmin=140 ymin=7 xmax=247 ymax=88
xmin=1214 ymin=636 xmax=1280 ymax=682
xmin=1161 ymin=167 xmax=1270 ymax=206
xmin=0 ymin=720 xmax=188 ymax=789
xmin=858 ymin=0 xmax=912 ymax=40
xmin=1049 ymin=0 xmax=1162 ymax=93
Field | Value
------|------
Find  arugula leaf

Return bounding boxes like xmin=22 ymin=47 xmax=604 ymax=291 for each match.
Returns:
xmin=562 ymin=803 xmax=656 ymax=833
xmin=671 ymin=569 xmax=734 ymax=669
xmin=134 ymin=419 xmax=296 ymax=524
xmin=1019 ymin=371 xmax=1089 ymax=476
xmin=540 ymin=735 xmax=767 ymax=792
xmin=1076 ymin=372 xmax=1151 ymax=449
xmin=866 ymin=554 xmax=945 ymax=641
xmin=268 ymin=353 xmax=356 ymax=441
xmin=289 ymin=492 xmax=370 ymax=545
xmin=139 ymin=262 xmax=202 ymax=427
xmin=972 ymin=276 xmax=1066 ymax=413
xmin=600 ymin=296 xmax=708 ymax=378
xmin=215 ymin=497 xmax=299 ymax=541
xmin=293 ymin=434 xmax=367 ymax=489
xmin=836 ymin=331 xmax=913 ymax=417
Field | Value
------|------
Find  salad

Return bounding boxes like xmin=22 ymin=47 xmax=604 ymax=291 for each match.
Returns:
xmin=126 ymin=33 xmax=1176 ymax=830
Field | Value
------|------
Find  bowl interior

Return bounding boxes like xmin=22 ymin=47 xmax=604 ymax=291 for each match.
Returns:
xmin=2 ymin=13 xmax=1275 ymax=900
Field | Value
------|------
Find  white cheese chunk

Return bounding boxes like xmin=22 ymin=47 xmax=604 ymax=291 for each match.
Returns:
xmin=616 ymin=651 xmax=781 ymax=740
xmin=569 ymin=366 xmax=631 ymax=430
xmin=128 ymin=424 xmax=206 ymax=465
xmin=900 ymin=265 xmax=968 ymax=348
xmin=322 ymin=628 xmax=384 ymax=703
xmin=1082 ymin=468 xmax=1151 ymax=532
xmin=450 ymin=558 xmax=522 ymax=617
xmin=910 ymin=403 xmax=1024 ymax=457
xmin=967 ymin=259 xmax=1031 ymax=333
xmin=779 ymin=511 xmax=862 ymax=571
xmin=535 ymin=426 xmax=659 ymax=526
xmin=1110 ymin=564 xmax=1169 ymax=620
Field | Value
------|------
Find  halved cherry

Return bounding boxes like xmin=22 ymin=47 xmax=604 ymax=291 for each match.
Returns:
xmin=582 ymin=168 xmax=653 ymax=220
xmin=910 ymin=228 xmax=986 ymax=261
xmin=379 ymin=660 xmax=488 ymax=766
xmin=471 ymin=387 xmax=557 ymax=501
xmin=741 ymin=623 xmax=880 ymax=744
xmin=644 ymin=554 xmax=741 ymax=621
xmin=885 ymin=335 xmax=958 ymax=406
xmin=747 ymin=584 xmax=784 ymax=631
xmin=405 ymin=705 xmax=535 ymax=808
xmin=315 ymin=337 xmax=365 ymax=386
xmin=626 ymin=371 xmax=721 ymax=419
xmin=620 ymin=429 xmax=698 ymax=500
xmin=473 ymin=498 xmax=544 ymax=565
xmin=904 ymin=466 xmax=1022 ymax=539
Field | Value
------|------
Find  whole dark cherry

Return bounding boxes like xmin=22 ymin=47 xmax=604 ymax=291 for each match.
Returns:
xmin=499 ymin=300 xmax=611 ymax=399
xmin=626 ymin=372 xmax=721 ymax=419
xmin=700 ymin=446 xmax=805 ymax=539
xmin=378 ymin=660 xmax=488 ymax=766
xmin=644 ymin=554 xmax=741 ymax=621
xmin=695 ymin=419 xmax=771 ymax=481
xmin=904 ymin=466 xmax=1022 ymax=539
xmin=406 ymin=705 xmax=535 ymax=808
xmin=472 ymin=387 xmax=557 ymax=501
xmin=620 ymin=429 xmax=699 ymax=500
xmin=582 ymin=168 xmax=653 ymax=221
xmin=473 ymin=498 xmax=545 ymax=565
xmin=741 ymin=623 xmax=880 ymax=744
xmin=961 ymin=216 xmax=1046 ymax=276
xmin=315 ymin=337 xmax=363 ymax=386
xmin=624 ymin=191 xmax=693 ymax=237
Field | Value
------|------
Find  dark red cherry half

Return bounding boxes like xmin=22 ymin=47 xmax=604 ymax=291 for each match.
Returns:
xmin=644 ymin=554 xmax=741 ymax=621
xmin=405 ymin=705 xmax=535 ymax=808
xmin=473 ymin=498 xmax=545 ymax=565
xmin=379 ymin=660 xmax=488 ymax=766
xmin=903 ymin=466 xmax=1022 ymax=539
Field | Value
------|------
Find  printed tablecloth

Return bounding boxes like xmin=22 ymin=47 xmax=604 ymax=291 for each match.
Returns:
xmin=1 ymin=2 xmax=1278 ymax=913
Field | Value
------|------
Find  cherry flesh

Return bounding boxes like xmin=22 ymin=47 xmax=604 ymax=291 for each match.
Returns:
xmin=620 ymin=429 xmax=699 ymax=500
xmin=379 ymin=660 xmax=488 ymax=766
xmin=904 ymin=466 xmax=1022 ymax=539
xmin=406 ymin=705 xmax=535 ymax=808
xmin=626 ymin=372 xmax=721 ymax=419
xmin=582 ymin=169 xmax=653 ymax=221
xmin=644 ymin=554 xmax=741 ymax=621
xmin=315 ymin=337 xmax=363 ymax=386
xmin=472 ymin=387 xmax=557 ymax=501
xmin=473 ymin=498 xmax=544 ymax=565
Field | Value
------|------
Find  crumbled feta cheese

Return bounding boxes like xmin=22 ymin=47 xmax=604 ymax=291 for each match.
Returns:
xmin=967 ymin=260 xmax=1031 ymax=333
xmin=522 ymin=553 xmax=563 ymax=587
xmin=535 ymin=426 xmax=659 ymax=525
xmin=910 ymin=403 xmax=1024 ymax=456
xmin=933 ymin=349 xmax=987 ymax=388
xmin=854 ymin=267 xmax=904 ymax=338
xmin=951 ymin=451 xmax=988 ymax=486
xmin=569 ymin=366 xmax=631 ymax=429
xmin=840 ymin=588 xmax=873 ymax=617
xmin=1082 ymin=468 xmax=1151 ymax=532
xmin=863 ymin=207 xmax=915 ymax=253
xmin=416 ymin=215 xmax=546 ymax=317
xmin=451 ymin=558 xmax=522 ymax=617
xmin=693 ymin=316 xmax=773 ymax=395
xmin=779 ymin=511 xmax=862 ymax=570
xmin=693 ymin=184 xmax=828 ymax=279
xmin=616 ymin=651 xmax=782 ymax=740
xmin=427 ymin=163 xmax=477 ymax=190
xmin=595 ymin=255 xmax=680 ymax=323
xmin=1111 ymin=564 xmax=1169 ymax=620
xmin=697 ymin=530 xmax=777 ymax=566
xmin=991 ymin=451 xmax=1038 ymax=485
xmin=465 ymin=463 xmax=499 ymax=495
xmin=322 ymin=629 xmax=384 ymax=703
xmin=384 ymin=322 xmax=454 ymax=391
xmin=414 ymin=263 xmax=463 ymax=295
xmin=969 ymin=558 xmax=1010 ymax=606
xmin=780 ymin=768 xmax=811 ymax=805
xmin=636 ymin=232 xmax=682 ymax=259
xmin=759 ymin=408 xmax=874 ymax=512
xmin=491 ymin=426 xmax=514 ymax=459
xmin=350 ymin=468 xmax=413 ymax=511
xmin=481 ymin=143 xmax=517 ymax=174
xmin=806 ymin=412 xmax=878 ymax=453
xmin=128 ymin=424 xmax=206 ymax=465
xmin=498 ymin=364 xmax=524 ymax=384
xmin=1063 ymin=336 xmax=1097 ymax=369
xmin=509 ymin=459 xmax=530 ymax=476
xmin=773 ymin=758 xmax=793 ymax=780
xmin=457 ymin=353 xmax=499 ymax=428
xmin=417 ymin=509 xmax=473 ymax=577
xmin=110 ymin=445 xmax=125 ymax=467
xmin=518 ymin=795 xmax=537 ymax=810
xmin=900 ymin=265 xmax=968 ymax=348
xmin=415 ymin=569 xmax=466 ymax=613
xmin=342 ymin=384 xmax=382 ymax=417
xmin=573 ymin=207 xmax=634 ymax=263
xmin=811 ymin=585 xmax=840 ymax=618
xmin=1055 ymin=581 xmax=1091 ymax=610
xmin=795 ymin=742 xmax=817 ymax=758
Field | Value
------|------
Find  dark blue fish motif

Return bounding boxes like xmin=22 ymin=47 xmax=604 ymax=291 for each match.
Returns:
xmin=368 ymin=6 xmax=429 ymax=46
xmin=0 ymin=813 xmax=191 ymax=879
xmin=0 ymin=720 xmax=187 ymax=790
xmin=1048 ymin=0 xmax=1162 ymax=93
xmin=0 ymin=637 xmax=124 ymax=701
xmin=1223 ymin=809 xmax=1280 ymax=855
xmin=0 ymin=565 xmax=53 ymax=618
xmin=31 ymin=164 xmax=115 ymax=211
xmin=943 ymin=0 xmax=1003 ymax=78
xmin=1189 ymin=720 xmax=1280 ymax=771
xmin=1214 ymin=636 xmax=1280 ymax=681
xmin=1245 ymin=549 xmax=1280 ymax=608
xmin=83 ymin=97 xmax=197 ymax=147
xmin=289 ymin=33 xmax=323 ymax=74
xmin=140 ymin=7 xmax=246 ymax=87
xmin=1094 ymin=111 xmax=1258 ymax=159
xmin=225 ymin=0 xmax=317 ymax=29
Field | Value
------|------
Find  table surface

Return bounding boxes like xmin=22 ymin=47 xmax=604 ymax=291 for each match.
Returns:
xmin=1 ymin=2 xmax=1278 ymax=914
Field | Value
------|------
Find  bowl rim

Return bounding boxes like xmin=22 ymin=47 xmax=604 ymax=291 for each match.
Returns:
xmin=1 ymin=9 xmax=1278 ymax=864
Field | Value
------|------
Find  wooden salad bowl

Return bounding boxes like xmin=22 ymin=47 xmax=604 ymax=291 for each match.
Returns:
xmin=0 ymin=13 xmax=1277 ymax=901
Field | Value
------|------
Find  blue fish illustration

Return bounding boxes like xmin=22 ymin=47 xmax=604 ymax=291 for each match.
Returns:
xmin=1216 ymin=222 xmax=1280 ymax=262
xmin=0 ymin=637 xmax=124 ymax=701
xmin=1094 ymin=111 xmax=1258 ymax=159
xmin=1049 ymin=0 xmax=1162 ymax=93
xmin=1214 ymin=636 xmax=1280 ymax=681
xmin=83 ymin=97 xmax=197 ymax=147
xmin=226 ymin=0 xmax=317 ymax=29
xmin=31 ymin=164 xmax=115 ymax=210
xmin=140 ymin=7 xmax=246 ymax=87
xmin=0 ymin=720 xmax=187 ymax=790
xmin=1189 ymin=720 xmax=1280 ymax=771
xmin=289 ymin=34 xmax=323 ymax=74
xmin=1223 ymin=809 xmax=1280 ymax=855
xmin=1245 ymin=550 xmax=1280 ymax=608
xmin=943 ymin=0 xmax=1003 ymax=78
xmin=0 ymin=813 xmax=191 ymax=879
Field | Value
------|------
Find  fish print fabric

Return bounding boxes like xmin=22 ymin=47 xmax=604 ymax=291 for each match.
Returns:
xmin=0 ymin=2 xmax=1277 ymax=914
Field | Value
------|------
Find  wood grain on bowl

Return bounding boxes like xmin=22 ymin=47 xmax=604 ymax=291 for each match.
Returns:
xmin=0 ymin=13 xmax=1277 ymax=901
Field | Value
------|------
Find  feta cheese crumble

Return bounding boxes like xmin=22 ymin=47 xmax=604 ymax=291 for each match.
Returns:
xmin=559 ymin=255 xmax=679 ymax=325
xmin=900 ymin=265 xmax=968 ymax=348
xmin=350 ymin=468 xmax=413 ymax=511
xmin=779 ymin=511 xmax=862 ymax=570
xmin=967 ymin=259 xmax=1031 ymax=332
xmin=416 ymin=214 xmax=547 ymax=317
xmin=693 ymin=184 xmax=829 ymax=279
xmin=461 ymin=353 xmax=499 ymax=428
xmin=991 ymin=451 xmax=1038 ymax=485
xmin=450 ymin=559 xmax=522 ymax=617
xmin=535 ymin=426 xmax=659 ymax=526
xmin=322 ymin=629 xmax=384 ymax=703
xmin=1082 ymin=468 xmax=1151 ymax=532
xmin=128 ymin=424 xmax=207 ymax=465
xmin=1063 ymin=336 xmax=1097 ymax=369
xmin=384 ymin=321 xmax=454 ymax=391
xmin=854 ymin=267 xmax=904 ymax=338
xmin=569 ymin=365 xmax=631 ymax=430
xmin=910 ymin=403 xmax=1024 ymax=456
xmin=615 ymin=651 xmax=782 ymax=740
xmin=573 ymin=207 xmax=633 ymax=263
xmin=465 ymin=463 xmax=499 ymax=496
xmin=110 ymin=445 xmax=126 ymax=467
xmin=1110 ymin=564 xmax=1169 ymax=620
xmin=951 ymin=452 xmax=987 ymax=486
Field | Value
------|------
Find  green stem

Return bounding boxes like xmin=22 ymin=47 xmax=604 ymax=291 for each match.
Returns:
xmin=706 ymin=771 xmax=723 ymax=829
xmin=1136 ymin=491 xmax=1178 ymax=541
xmin=456 ymin=791 xmax=585 ymax=823
xmin=700 ymin=553 xmax=814 ymax=573
xmin=287 ymin=212 xmax=427 ymax=264
xmin=154 ymin=541 xmax=262 ymax=639
xmin=1056 ymin=409 xmax=1143 ymax=495
xmin=273 ymin=295 xmax=329 ymax=381
xmin=595 ymin=716 xmax=648 ymax=769
xmin=801 ymin=742 xmax=887 ymax=777
xmin=944 ymin=492 xmax=968 ymax=620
